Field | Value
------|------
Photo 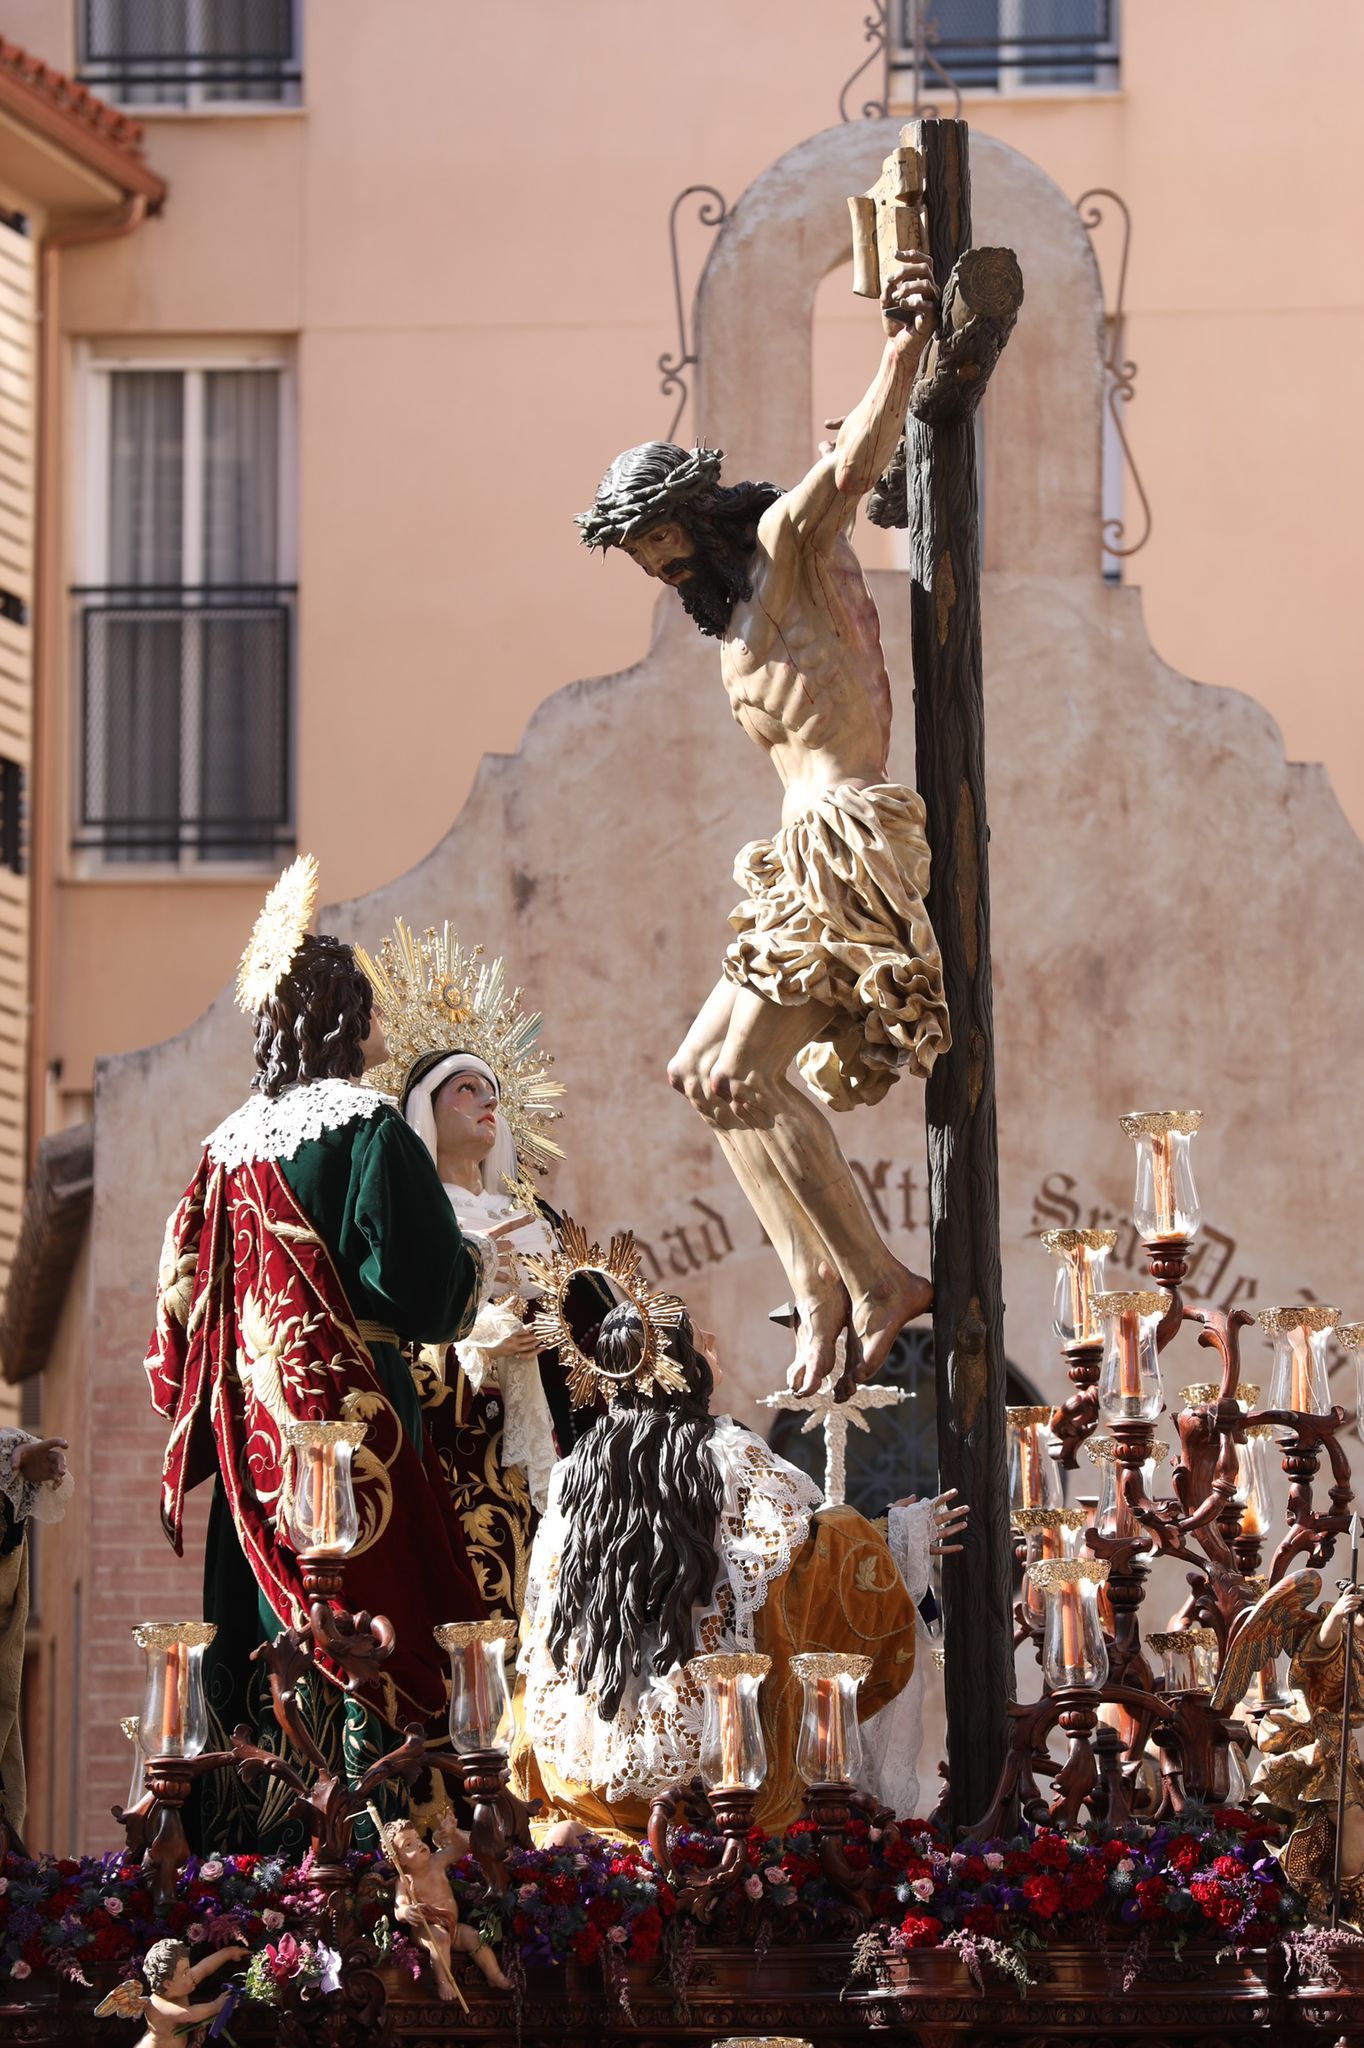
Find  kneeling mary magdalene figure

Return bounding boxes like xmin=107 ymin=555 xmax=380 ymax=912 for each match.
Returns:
xmin=357 ymin=919 xmax=610 ymax=1621
xmin=512 ymin=1230 xmax=966 ymax=1835
xmin=145 ymin=860 xmax=520 ymax=1852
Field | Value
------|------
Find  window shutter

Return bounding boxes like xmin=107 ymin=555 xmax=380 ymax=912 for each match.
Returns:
xmin=0 ymin=213 xmax=34 ymax=1301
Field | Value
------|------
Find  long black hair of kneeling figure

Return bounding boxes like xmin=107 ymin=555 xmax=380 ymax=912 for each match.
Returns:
xmin=547 ymin=1304 xmax=722 ymax=1720
xmin=252 ymin=933 xmax=372 ymax=1098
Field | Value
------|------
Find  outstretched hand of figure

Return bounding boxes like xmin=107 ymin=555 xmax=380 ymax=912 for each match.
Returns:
xmin=881 ymin=250 xmax=938 ymax=342
xmin=1320 ymin=1586 xmax=1364 ymax=1650
xmin=17 ymin=1437 xmax=67 ymax=1486
xmin=487 ymin=1323 xmax=541 ymax=1361
xmin=893 ymin=1488 xmax=969 ymax=1556
xmin=485 ymin=1212 xmax=536 ymax=1291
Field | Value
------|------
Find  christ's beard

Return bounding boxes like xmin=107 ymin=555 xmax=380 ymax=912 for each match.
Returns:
xmin=675 ymin=549 xmax=754 ymax=639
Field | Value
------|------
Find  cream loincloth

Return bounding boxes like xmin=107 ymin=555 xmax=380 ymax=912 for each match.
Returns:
xmin=724 ymin=781 xmax=950 ymax=1111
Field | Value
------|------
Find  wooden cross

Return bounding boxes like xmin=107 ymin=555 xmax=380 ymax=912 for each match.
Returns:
xmin=849 ymin=119 xmax=1023 ymax=1830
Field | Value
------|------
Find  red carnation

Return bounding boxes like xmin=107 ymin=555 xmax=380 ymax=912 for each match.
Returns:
xmin=1212 ymin=1855 xmax=1244 ymax=1880
xmin=1135 ymin=1876 xmax=1168 ymax=1919
xmin=1029 ymin=1833 xmax=1071 ymax=1871
xmin=1167 ymin=1836 xmax=1201 ymax=1876
xmin=587 ymin=1896 xmax=622 ymax=1931
xmin=1023 ymin=1874 xmax=1063 ymax=1918
xmin=1062 ymin=1871 xmax=1105 ymax=1912
xmin=898 ymin=1912 xmax=942 ymax=1948
xmin=629 ymin=1907 xmax=663 ymax=1960
xmin=963 ymin=1905 xmax=999 ymax=1936
xmin=544 ymin=1875 xmax=578 ymax=1904
xmin=573 ymin=1927 xmax=601 ymax=1965
xmin=1003 ymin=1850 xmax=1032 ymax=1878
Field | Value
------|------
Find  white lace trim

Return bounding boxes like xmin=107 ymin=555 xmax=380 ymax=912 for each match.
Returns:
xmin=456 ymin=1300 xmax=560 ymax=1512
xmin=519 ymin=1418 xmax=820 ymax=1802
xmin=205 ymin=1080 xmax=393 ymax=1170
xmin=859 ymin=1499 xmax=931 ymax=1817
xmin=0 ymin=1430 xmax=73 ymax=1528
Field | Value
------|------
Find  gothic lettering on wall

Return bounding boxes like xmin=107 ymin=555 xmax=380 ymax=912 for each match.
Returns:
xmin=1027 ymin=1170 xmax=1327 ymax=1322
xmin=631 ymin=1158 xmax=928 ymax=1282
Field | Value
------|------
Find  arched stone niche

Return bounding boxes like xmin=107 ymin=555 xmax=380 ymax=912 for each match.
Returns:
xmin=695 ymin=121 xmax=1103 ymax=579
xmin=80 ymin=122 xmax=1364 ymax=1841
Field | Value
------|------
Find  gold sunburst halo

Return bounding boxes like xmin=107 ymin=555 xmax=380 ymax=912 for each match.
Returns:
xmin=354 ymin=917 xmax=565 ymax=1190
xmin=235 ymin=853 xmax=319 ymax=1014
xmin=523 ymin=1215 xmax=689 ymax=1408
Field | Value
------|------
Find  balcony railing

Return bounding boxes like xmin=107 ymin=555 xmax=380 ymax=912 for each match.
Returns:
xmin=74 ymin=584 xmax=295 ymax=865
xmin=894 ymin=0 xmax=1119 ymax=92
xmin=77 ymin=0 xmax=301 ymax=104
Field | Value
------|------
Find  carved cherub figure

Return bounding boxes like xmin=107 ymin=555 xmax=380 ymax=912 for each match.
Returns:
xmin=1213 ymin=1568 xmax=1364 ymax=1921
xmin=379 ymin=1813 xmax=511 ymax=2000
xmin=95 ymin=1939 xmax=247 ymax=2046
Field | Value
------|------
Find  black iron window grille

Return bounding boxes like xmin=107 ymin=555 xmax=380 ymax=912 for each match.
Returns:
xmin=895 ymin=0 xmax=1118 ymax=91
xmin=77 ymin=0 xmax=302 ymax=107
xmin=0 ymin=759 xmax=25 ymax=878
xmin=74 ymin=583 xmax=295 ymax=865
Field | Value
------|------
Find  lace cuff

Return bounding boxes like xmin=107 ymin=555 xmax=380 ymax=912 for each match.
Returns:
xmin=456 ymin=1300 xmax=524 ymax=1392
xmin=0 ymin=1431 xmax=73 ymax=1528
xmin=886 ymin=1499 xmax=933 ymax=1605
xmin=463 ymin=1231 xmax=499 ymax=1309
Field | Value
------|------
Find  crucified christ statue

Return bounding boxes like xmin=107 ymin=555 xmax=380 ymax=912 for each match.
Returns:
xmin=578 ymin=253 xmax=949 ymax=1393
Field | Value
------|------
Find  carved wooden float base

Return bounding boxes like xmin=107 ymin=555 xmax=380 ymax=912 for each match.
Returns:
xmin=4 ymin=1940 xmax=1364 ymax=2044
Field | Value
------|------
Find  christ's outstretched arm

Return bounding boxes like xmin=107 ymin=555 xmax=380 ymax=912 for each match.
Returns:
xmin=761 ymin=253 xmax=937 ymax=576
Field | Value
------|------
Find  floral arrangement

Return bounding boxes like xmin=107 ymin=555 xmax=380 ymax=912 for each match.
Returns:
xmin=878 ymin=1808 xmax=1306 ymax=1956
xmin=0 ymin=1810 xmax=1314 ymax=1997
xmin=0 ymin=1848 xmax=375 ymax=1989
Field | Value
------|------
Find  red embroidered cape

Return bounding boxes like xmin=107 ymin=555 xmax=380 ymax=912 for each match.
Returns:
xmin=146 ymin=1151 xmax=485 ymax=1725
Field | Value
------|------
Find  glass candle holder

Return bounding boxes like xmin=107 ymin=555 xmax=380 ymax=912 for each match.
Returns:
xmin=132 ymin=1622 xmax=216 ymax=1759
xmin=1094 ymin=1291 xmax=1169 ymax=1423
xmin=435 ymin=1619 xmax=515 ymax=1753
xmin=792 ymin=1651 xmax=870 ymax=1786
xmin=1222 ymin=1740 xmax=1250 ymax=1807
xmin=284 ymin=1420 xmax=366 ymax=1558
xmin=689 ymin=1651 xmax=770 ymax=1791
xmin=1087 ymin=1434 xmax=1168 ymax=1536
xmin=1338 ymin=1324 xmax=1364 ymax=1441
xmin=1261 ymin=1305 xmax=1339 ymax=1416
xmin=1041 ymin=1228 xmax=1118 ymax=1346
xmin=1119 ymin=1109 xmax=1202 ymax=1243
xmin=1026 ymin=1558 xmax=1110 ymax=1689
xmin=1013 ymin=1507 xmax=1089 ymax=1625
xmin=1147 ymin=1626 xmax=1219 ymax=1694
xmin=1235 ymin=1424 xmax=1275 ymax=1540
xmin=121 ymin=1715 xmax=145 ymax=1809
xmin=1007 ymin=1405 xmax=1062 ymax=1511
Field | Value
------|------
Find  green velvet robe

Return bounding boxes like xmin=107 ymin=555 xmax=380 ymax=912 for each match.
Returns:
xmin=193 ymin=1101 xmax=484 ymax=1855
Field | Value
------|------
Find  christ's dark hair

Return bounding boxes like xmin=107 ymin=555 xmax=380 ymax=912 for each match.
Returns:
xmin=252 ymin=932 xmax=372 ymax=1099
xmin=547 ymin=1304 xmax=722 ymax=1719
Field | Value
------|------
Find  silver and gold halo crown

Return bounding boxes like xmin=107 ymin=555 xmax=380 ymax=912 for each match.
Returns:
xmin=355 ymin=917 xmax=565 ymax=1194
xmin=525 ymin=1214 xmax=688 ymax=1409
xmin=235 ymin=853 xmax=320 ymax=1014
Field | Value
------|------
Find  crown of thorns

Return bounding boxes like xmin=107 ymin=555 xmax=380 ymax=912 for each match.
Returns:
xmin=576 ymin=443 xmax=724 ymax=551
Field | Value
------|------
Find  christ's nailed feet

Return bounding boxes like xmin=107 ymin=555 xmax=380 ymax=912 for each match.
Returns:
xmin=853 ymin=1262 xmax=932 ymax=1381
xmin=785 ymin=1275 xmax=855 ymax=1396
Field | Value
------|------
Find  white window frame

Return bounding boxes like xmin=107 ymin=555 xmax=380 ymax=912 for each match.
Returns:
xmin=894 ymin=0 xmax=1120 ymax=97
xmin=73 ymin=340 xmax=297 ymax=879
xmin=78 ymin=0 xmax=304 ymax=114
